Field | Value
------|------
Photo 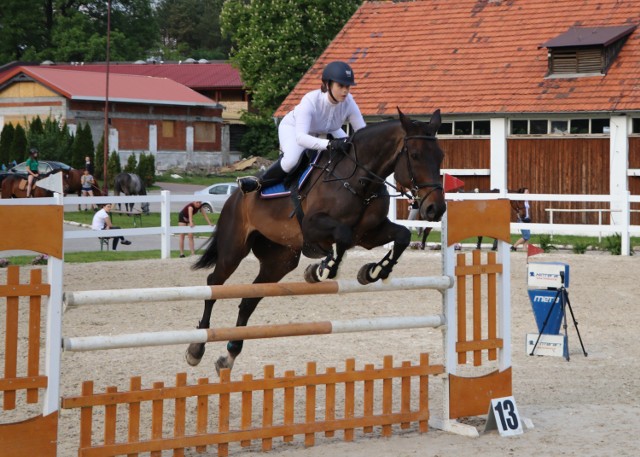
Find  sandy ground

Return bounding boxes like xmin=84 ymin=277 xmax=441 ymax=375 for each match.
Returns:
xmin=2 ymin=247 xmax=640 ymax=456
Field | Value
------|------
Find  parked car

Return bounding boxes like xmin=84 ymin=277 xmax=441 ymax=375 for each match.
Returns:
xmin=0 ymin=160 xmax=73 ymax=187
xmin=193 ymin=182 xmax=238 ymax=213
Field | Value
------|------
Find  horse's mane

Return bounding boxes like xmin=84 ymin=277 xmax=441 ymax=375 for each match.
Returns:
xmin=351 ymin=118 xmax=400 ymax=142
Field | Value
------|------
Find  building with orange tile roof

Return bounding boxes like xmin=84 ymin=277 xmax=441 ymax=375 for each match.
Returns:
xmin=276 ymin=0 xmax=640 ymax=226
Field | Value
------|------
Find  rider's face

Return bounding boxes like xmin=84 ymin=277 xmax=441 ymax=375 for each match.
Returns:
xmin=329 ymin=82 xmax=350 ymax=103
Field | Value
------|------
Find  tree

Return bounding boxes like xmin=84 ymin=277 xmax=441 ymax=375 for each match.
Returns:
xmin=220 ymin=0 xmax=361 ymax=114
xmin=107 ymin=150 xmax=122 ymax=188
xmin=0 ymin=124 xmax=15 ymax=168
xmin=156 ymin=0 xmax=230 ymax=60
xmin=27 ymin=117 xmax=73 ymax=162
xmin=239 ymin=112 xmax=279 ymax=159
xmin=0 ymin=0 xmax=48 ymax=62
xmin=125 ymin=153 xmax=138 ymax=172
xmin=10 ymin=124 xmax=27 ymax=163
xmin=71 ymin=123 xmax=95 ymax=169
xmin=94 ymin=136 xmax=105 ymax=180
xmin=136 ymin=152 xmax=155 ymax=187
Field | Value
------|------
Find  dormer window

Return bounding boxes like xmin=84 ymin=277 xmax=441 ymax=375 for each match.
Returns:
xmin=542 ymin=25 xmax=636 ymax=77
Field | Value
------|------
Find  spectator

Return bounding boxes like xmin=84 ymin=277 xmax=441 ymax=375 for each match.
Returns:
xmin=511 ymin=187 xmax=531 ymax=251
xmin=178 ymin=201 xmax=213 ymax=257
xmin=91 ymin=203 xmax=132 ymax=251
xmin=80 ymin=169 xmax=97 ymax=211
xmin=407 ymin=196 xmax=422 ymax=235
xmin=85 ymin=156 xmax=94 ymax=175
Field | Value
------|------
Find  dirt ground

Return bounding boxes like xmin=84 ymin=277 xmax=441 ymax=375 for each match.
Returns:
xmin=2 ymin=247 xmax=640 ymax=456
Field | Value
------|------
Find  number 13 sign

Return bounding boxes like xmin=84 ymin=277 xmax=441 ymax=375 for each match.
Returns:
xmin=484 ymin=396 xmax=524 ymax=436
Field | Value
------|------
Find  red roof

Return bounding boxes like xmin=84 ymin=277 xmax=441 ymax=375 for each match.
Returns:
xmin=50 ymin=62 xmax=243 ymax=89
xmin=0 ymin=66 xmax=219 ymax=107
xmin=276 ymin=0 xmax=640 ymax=118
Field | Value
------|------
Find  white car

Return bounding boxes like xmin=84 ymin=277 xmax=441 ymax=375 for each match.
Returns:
xmin=193 ymin=182 xmax=238 ymax=213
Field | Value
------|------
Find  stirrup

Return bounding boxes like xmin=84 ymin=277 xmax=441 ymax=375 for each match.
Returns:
xmin=237 ymin=176 xmax=261 ymax=194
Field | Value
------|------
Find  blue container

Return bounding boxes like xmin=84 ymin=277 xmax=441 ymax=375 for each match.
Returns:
xmin=527 ymin=289 xmax=564 ymax=334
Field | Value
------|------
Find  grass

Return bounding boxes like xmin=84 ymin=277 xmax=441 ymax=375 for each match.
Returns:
xmin=64 ymin=210 xmax=221 ymax=228
xmin=151 ymin=170 xmax=260 ymax=188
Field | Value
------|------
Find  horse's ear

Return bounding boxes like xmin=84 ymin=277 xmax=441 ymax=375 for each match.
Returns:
xmin=428 ymin=109 xmax=441 ymax=134
xmin=397 ymin=107 xmax=412 ymax=132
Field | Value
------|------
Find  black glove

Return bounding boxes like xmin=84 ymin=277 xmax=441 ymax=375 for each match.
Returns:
xmin=328 ymin=138 xmax=350 ymax=153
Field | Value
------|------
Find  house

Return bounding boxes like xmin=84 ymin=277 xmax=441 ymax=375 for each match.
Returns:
xmin=0 ymin=65 xmax=241 ymax=170
xmin=48 ymin=61 xmax=250 ymax=152
xmin=276 ymin=0 xmax=640 ymax=225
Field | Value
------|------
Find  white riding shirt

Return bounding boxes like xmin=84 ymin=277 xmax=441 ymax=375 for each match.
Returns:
xmin=278 ymin=89 xmax=366 ymax=172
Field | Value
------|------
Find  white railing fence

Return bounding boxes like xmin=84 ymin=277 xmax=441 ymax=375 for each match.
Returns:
xmin=2 ymin=190 xmax=638 ymax=256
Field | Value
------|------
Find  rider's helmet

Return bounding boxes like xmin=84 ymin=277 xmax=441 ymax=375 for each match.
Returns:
xmin=29 ymin=147 xmax=38 ymax=156
xmin=321 ymin=61 xmax=356 ymax=86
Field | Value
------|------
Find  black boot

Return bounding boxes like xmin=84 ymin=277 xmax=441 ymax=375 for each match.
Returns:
xmin=237 ymin=160 xmax=287 ymax=194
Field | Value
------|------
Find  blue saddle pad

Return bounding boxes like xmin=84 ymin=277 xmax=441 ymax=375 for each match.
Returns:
xmin=260 ymin=151 xmax=321 ymax=199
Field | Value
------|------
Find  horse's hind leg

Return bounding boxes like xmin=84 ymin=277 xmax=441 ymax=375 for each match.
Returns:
xmin=215 ymin=237 xmax=301 ymax=374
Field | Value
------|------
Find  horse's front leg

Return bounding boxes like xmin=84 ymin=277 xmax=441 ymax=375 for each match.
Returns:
xmin=356 ymin=219 xmax=412 ymax=284
xmin=301 ymin=213 xmax=352 ymax=283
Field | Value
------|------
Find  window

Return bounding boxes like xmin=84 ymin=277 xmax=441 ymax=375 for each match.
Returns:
xmin=195 ymin=122 xmax=216 ymax=142
xmin=543 ymin=25 xmax=636 ymax=77
xmin=437 ymin=120 xmax=490 ymax=136
xmin=162 ymin=121 xmax=175 ymax=138
xmin=510 ymin=118 xmax=610 ymax=135
xmin=633 ymin=119 xmax=640 ymax=134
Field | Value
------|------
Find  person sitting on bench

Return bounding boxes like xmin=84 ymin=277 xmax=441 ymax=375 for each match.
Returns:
xmin=91 ymin=203 xmax=133 ymax=251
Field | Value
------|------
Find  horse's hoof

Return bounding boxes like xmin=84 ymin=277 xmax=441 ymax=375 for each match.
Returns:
xmin=185 ymin=343 xmax=205 ymax=366
xmin=304 ymin=264 xmax=320 ymax=283
xmin=357 ymin=263 xmax=377 ymax=285
xmin=215 ymin=355 xmax=234 ymax=376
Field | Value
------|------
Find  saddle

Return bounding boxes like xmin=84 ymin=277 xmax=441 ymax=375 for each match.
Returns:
xmin=18 ymin=178 xmax=35 ymax=191
xmin=259 ymin=150 xmax=321 ymax=199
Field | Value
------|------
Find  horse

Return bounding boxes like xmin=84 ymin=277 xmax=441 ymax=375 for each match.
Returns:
xmin=113 ymin=172 xmax=150 ymax=214
xmin=0 ymin=169 xmax=69 ymax=199
xmin=65 ymin=168 xmax=103 ymax=210
xmin=186 ymin=108 xmax=447 ymax=374
xmin=417 ymin=188 xmax=527 ymax=249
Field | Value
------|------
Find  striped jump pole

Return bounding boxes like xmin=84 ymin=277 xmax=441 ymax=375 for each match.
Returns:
xmin=62 ymin=314 xmax=445 ymax=352
xmin=63 ymin=275 xmax=453 ymax=308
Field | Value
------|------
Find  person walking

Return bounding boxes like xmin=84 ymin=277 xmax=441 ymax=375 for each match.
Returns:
xmin=80 ymin=168 xmax=97 ymax=211
xmin=237 ymin=61 xmax=366 ymax=193
xmin=178 ymin=201 xmax=213 ymax=257
xmin=511 ymin=187 xmax=531 ymax=251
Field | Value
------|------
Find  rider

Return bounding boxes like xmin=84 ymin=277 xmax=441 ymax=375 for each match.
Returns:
xmin=237 ymin=61 xmax=367 ymax=193
xmin=25 ymin=147 xmax=39 ymax=198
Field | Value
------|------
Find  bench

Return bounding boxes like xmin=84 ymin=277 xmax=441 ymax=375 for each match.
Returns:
xmin=110 ymin=210 xmax=143 ymax=228
xmin=99 ymin=237 xmax=110 ymax=251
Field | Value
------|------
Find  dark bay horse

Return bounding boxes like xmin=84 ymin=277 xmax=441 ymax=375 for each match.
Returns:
xmin=114 ymin=172 xmax=150 ymax=214
xmin=187 ymin=109 xmax=447 ymax=374
xmin=65 ymin=168 xmax=103 ymax=209
xmin=0 ymin=170 xmax=69 ymax=199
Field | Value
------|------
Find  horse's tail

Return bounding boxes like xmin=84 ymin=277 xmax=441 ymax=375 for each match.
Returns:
xmin=192 ymin=233 xmax=219 ymax=270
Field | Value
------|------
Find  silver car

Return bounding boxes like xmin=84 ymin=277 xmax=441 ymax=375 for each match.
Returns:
xmin=193 ymin=182 xmax=238 ymax=213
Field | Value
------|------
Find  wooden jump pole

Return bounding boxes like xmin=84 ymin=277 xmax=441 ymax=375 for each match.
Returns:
xmin=62 ymin=314 xmax=445 ymax=352
xmin=63 ymin=275 xmax=453 ymax=308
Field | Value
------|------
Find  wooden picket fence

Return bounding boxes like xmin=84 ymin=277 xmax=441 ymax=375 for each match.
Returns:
xmin=61 ymin=354 xmax=443 ymax=457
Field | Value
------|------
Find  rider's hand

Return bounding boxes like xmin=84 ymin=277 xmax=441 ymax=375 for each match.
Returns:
xmin=328 ymin=138 xmax=349 ymax=153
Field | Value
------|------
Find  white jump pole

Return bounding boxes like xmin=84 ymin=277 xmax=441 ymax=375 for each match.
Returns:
xmin=63 ymin=276 xmax=453 ymax=308
xmin=62 ymin=314 xmax=446 ymax=352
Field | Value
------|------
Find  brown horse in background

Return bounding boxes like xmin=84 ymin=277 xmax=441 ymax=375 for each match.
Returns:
xmin=186 ymin=109 xmax=447 ymax=374
xmin=1 ymin=169 xmax=69 ymax=199
xmin=65 ymin=168 xmax=103 ymax=209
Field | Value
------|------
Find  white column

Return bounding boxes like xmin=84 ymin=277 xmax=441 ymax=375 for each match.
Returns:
xmin=186 ymin=126 xmax=194 ymax=153
xmin=490 ymin=118 xmax=508 ymax=192
xmin=221 ymin=124 xmax=230 ymax=165
xmin=160 ymin=190 xmax=172 ymax=259
xmin=149 ymin=124 xmax=157 ymax=153
xmin=609 ymin=115 xmax=629 ymax=227
xmin=109 ymin=127 xmax=119 ymax=152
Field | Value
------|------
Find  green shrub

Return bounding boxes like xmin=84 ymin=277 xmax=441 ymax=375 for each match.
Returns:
xmin=538 ymin=234 xmax=558 ymax=253
xmin=602 ymin=234 xmax=622 ymax=255
xmin=572 ymin=240 xmax=590 ymax=254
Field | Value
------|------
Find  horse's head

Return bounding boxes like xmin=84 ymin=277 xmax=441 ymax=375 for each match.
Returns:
xmin=394 ymin=108 xmax=446 ymax=221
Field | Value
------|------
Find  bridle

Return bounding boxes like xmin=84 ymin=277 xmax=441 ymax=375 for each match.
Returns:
xmin=401 ymin=135 xmax=444 ymax=197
